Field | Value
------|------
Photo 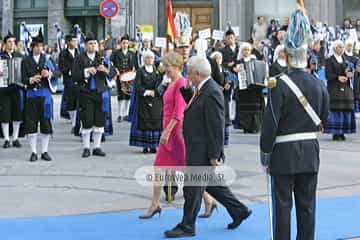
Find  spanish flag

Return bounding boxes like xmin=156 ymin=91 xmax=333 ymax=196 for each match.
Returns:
xmin=166 ymin=0 xmax=177 ymax=42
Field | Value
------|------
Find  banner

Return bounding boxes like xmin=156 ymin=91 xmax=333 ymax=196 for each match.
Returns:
xmin=140 ymin=25 xmax=154 ymax=41
xmin=20 ymin=24 xmax=43 ymax=41
xmin=212 ymin=30 xmax=224 ymax=40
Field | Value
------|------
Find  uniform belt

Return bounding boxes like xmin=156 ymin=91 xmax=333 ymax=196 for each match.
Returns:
xmin=275 ymin=132 xmax=318 ymax=144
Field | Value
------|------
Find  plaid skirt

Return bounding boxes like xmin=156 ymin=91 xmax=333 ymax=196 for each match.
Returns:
xmin=129 ymin=123 xmax=161 ymax=149
xmin=128 ymin=91 xmax=161 ymax=149
xmin=324 ymin=111 xmax=356 ymax=134
xmin=224 ymin=126 xmax=230 ymax=146
xmin=355 ymin=100 xmax=360 ymax=113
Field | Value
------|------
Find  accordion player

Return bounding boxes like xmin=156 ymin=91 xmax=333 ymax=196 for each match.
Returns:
xmin=237 ymin=60 xmax=267 ymax=90
xmin=0 ymin=58 xmax=25 ymax=89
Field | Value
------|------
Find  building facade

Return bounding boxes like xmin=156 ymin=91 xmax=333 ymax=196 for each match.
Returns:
xmin=0 ymin=0 xmax=358 ymax=46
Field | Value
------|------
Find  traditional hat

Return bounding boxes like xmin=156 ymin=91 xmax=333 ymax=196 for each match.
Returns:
xmin=65 ymin=33 xmax=77 ymax=42
xmin=85 ymin=32 xmax=96 ymax=43
xmin=4 ymin=30 xmax=16 ymax=43
xmin=31 ymin=28 xmax=44 ymax=44
xmin=284 ymin=0 xmax=313 ymax=68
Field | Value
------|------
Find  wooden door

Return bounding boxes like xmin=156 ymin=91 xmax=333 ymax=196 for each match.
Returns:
xmin=173 ymin=6 xmax=213 ymax=36
xmin=191 ymin=7 xmax=213 ymax=34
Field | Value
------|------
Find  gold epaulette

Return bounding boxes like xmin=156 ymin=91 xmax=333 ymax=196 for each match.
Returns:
xmin=265 ymin=76 xmax=278 ymax=89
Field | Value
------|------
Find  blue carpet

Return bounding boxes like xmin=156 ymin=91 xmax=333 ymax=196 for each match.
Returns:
xmin=0 ymin=196 xmax=359 ymax=240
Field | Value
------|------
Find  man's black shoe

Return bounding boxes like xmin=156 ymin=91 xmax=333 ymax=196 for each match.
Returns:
xmin=3 ymin=140 xmax=10 ymax=148
xmin=93 ymin=148 xmax=106 ymax=157
xmin=228 ymin=209 xmax=252 ymax=230
xmin=82 ymin=148 xmax=91 ymax=158
xmin=164 ymin=225 xmax=195 ymax=238
xmin=41 ymin=152 xmax=52 ymax=161
xmin=29 ymin=153 xmax=38 ymax=162
xmin=12 ymin=140 xmax=22 ymax=148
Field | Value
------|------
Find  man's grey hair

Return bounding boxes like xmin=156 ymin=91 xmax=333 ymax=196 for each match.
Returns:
xmin=285 ymin=44 xmax=308 ymax=69
xmin=187 ymin=55 xmax=212 ymax=78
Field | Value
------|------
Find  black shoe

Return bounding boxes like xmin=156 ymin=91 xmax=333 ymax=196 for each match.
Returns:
xmin=139 ymin=206 xmax=162 ymax=219
xmin=340 ymin=134 xmax=346 ymax=141
xmin=123 ymin=116 xmax=129 ymax=121
xmin=164 ymin=225 xmax=195 ymax=238
xmin=29 ymin=153 xmax=38 ymax=162
xmin=93 ymin=148 xmax=106 ymax=157
xmin=117 ymin=116 xmax=122 ymax=123
xmin=332 ymin=135 xmax=340 ymax=141
xmin=12 ymin=140 xmax=22 ymax=148
xmin=82 ymin=148 xmax=91 ymax=158
xmin=3 ymin=140 xmax=10 ymax=149
xmin=41 ymin=152 xmax=52 ymax=161
xmin=150 ymin=148 xmax=157 ymax=153
xmin=244 ymin=129 xmax=258 ymax=134
xmin=228 ymin=209 xmax=252 ymax=230
xmin=142 ymin=148 xmax=149 ymax=153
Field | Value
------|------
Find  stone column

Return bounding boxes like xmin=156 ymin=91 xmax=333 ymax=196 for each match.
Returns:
xmin=133 ymin=0 xmax=158 ymax=39
xmin=220 ymin=0 xmax=254 ymax=41
xmin=305 ymin=0 xmax=338 ymax=26
xmin=2 ymin=0 xmax=14 ymax=37
xmin=47 ymin=0 xmax=70 ymax=47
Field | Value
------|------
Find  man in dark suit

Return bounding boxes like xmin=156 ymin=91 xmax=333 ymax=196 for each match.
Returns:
xmin=21 ymin=29 xmax=54 ymax=162
xmin=164 ymin=56 xmax=251 ymax=238
xmin=221 ymin=28 xmax=239 ymax=73
xmin=260 ymin=6 xmax=330 ymax=240
xmin=58 ymin=33 xmax=79 ymax=133
xmin=72 ymin=32 xmax=116 ymax=158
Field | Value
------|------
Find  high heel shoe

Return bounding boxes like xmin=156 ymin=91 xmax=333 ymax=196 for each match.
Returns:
xmin=139 ymin=206 xmax=162 ymax=219
xmin=198 ymin=204 xmax=218 ymax=218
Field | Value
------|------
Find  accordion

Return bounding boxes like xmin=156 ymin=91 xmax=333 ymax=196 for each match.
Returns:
xmin=0 ymin=58 xmax=24 ymax=88
xmin=237 ymin=60 xmax=267 ymax=90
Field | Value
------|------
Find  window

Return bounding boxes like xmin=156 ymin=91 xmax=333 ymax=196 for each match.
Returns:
xmin=254 ymin=0 xmax=296 ymax=23
xmin=343 ymin=0 xmax=360 ymax=22
xmin=15 ymin=0 xmax=32 ymax=9
xmin=34 ymin=0 xmax=48 ymax=8
xmin=66 ymin=0 xmax=85 ymax=7
xmin=15 ymin=0 xmax=48 ymax=8
xmin=88 ymin=0 xmax=102 ymax=6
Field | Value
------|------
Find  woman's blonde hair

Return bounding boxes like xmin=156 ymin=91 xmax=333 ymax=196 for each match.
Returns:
xmin=161 ymin=52 xmax=184 ymax=68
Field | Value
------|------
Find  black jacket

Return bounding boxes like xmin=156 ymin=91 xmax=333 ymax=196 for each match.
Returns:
xmin=111 ymin=49 xmax=138 ymax=73
xmin=220 ymin=45 xmax=239 ymax=73
xmin=21 ymin=54 xmax=49 ymax=90
xmin=58 ymin=48 xmax=79 ymax=87
xmin=325 ymin=55 xmax=354 ymax=111
xmin=72 ymin=52 xmax=116 ymax=93
xmin=181 ymin=79 xmax=225 ymax=166
xmin=260 ymin=70 xmax=330 ymax=175
xmin=135 ymin=66 xmax=163 ymax=131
